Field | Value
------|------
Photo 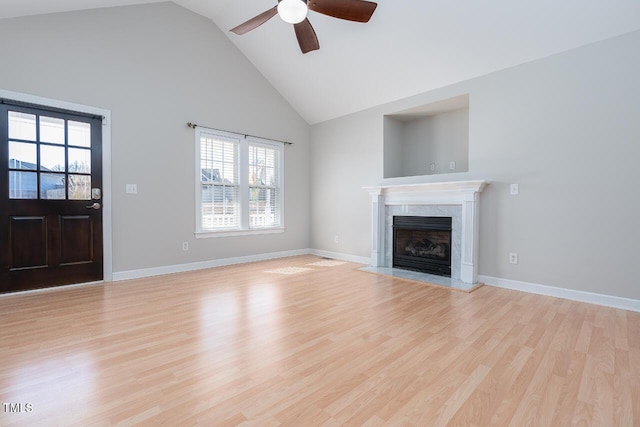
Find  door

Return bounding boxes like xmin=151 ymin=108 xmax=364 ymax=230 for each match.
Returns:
xmin=0 ymin=101 xmax=103 ymax=293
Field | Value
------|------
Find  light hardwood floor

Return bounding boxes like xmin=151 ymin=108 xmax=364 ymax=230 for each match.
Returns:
xmin=1 ymin=255 xmax=638 ymax=426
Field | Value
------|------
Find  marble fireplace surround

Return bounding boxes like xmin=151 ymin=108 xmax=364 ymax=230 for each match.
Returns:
xmin=364 ymin=181 xmax=488 ymax=284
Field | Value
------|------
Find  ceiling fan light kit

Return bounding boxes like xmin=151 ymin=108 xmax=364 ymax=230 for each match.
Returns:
xmin=277 ymin=0 xmax=308 ymax=24
xmin=230 ymin=0 xmax=378 ymax=54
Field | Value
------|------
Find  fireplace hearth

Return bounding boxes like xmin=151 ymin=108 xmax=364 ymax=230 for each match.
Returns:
xmin=393 ymin=216 xmax=452 ymax=276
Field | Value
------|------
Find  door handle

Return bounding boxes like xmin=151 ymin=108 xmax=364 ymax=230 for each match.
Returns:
xmin=86 ymin=202 xmax=101 ymax=210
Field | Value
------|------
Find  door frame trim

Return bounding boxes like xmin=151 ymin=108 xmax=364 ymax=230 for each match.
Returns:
xmin=0 ymin=89 xmax=113 ymax=282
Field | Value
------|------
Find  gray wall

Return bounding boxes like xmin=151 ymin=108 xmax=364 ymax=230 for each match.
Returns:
xmin=311 ymin=30 xmax=640 ymax=300
xmin=401 ymin=108 xmax=469 ymax=177
xmin=0 ymin=2 xmax=311 ymax=273
xmin=383 ymin=116 xmax=403 ymax=179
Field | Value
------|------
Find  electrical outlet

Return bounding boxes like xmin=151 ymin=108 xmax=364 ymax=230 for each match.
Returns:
xmin=334 ymin=235 xmax=339 ymax=243
xmin=126 ymin=184 xmax=138 ymax=194
xmin=182 ymin=242 xmax=189 ymax=251
xmin=430 ymin=163 xmax=436 ymax=171
xmin=449 ymin=161 xmax=456 ymax=170
xmin=510 ymin=184 xmax=519 ymax=195
xmin=509 ymin=252 xmax=518 ymax=264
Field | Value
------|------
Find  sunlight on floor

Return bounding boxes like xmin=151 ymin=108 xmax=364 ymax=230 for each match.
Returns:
xmin=264 ymin=267 xmax=314 ymax=275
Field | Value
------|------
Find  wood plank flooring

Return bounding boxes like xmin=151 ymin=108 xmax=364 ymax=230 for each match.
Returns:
xmin=0 ymin=255 xmax=638 ymax=426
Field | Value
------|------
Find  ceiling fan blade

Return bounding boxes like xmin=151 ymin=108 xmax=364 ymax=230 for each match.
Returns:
xmin=230 ymin=6 xmax=278 ymax=35
xmin=308 ymin=0 xmax=377 ymax=23
xmin=294 ymin=18 xmax=320 ymax=54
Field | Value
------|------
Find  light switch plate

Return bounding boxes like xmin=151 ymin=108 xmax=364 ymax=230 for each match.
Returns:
xmin=126 ymin=184 xmax=138 ymax=194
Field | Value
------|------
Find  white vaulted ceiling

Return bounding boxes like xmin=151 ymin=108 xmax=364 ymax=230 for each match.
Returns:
xmin=1 ymin=0 xmax=639 ymax=124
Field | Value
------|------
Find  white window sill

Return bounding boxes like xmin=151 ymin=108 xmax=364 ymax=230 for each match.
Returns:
xmin=195 ymin=227 xmax=285 ymax=238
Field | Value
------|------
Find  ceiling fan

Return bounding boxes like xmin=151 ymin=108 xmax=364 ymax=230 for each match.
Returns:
xmin=230 ymin=0 xmax=378 ymax=54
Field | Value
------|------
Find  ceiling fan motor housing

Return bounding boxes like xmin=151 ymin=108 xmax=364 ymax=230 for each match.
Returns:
xmin=278 ymin=0 xmax=309 ymax=24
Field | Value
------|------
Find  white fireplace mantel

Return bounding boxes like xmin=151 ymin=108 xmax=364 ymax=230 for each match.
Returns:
xmin=364 ymin=180 xmax=488 ymax=284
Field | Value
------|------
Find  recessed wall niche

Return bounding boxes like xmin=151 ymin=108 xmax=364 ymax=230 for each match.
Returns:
xmin=384 ymin=94 xmax=469 ymax=178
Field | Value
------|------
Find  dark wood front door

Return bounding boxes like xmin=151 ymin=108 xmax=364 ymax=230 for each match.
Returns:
xmin=0 ymin=101 xmax=103 ymax=293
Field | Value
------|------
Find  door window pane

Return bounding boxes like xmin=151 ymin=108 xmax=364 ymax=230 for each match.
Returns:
xmin=68 ymin=148 xmax=91 ymax=173
xmin=8 ymin=141 xmax=37 ymax=170
xmin=8 ymin=111 xmax=36 ymax=141
xmin=6 ymin=112 xmax=96 ymax=201
xmin=40 ymin=116 xmax=65 ymax=145
xmin=40 ymin=173 xmax=66 ymax=199
xmin=40 ymin=145 xmax=66 ymax=172
xmin=68 ymin=175 xmax=91 ymax=200
xmin=68 ymin=121 xmax=91 ymax=147
xmin=9 ymin=171 xmax=38 ymax=199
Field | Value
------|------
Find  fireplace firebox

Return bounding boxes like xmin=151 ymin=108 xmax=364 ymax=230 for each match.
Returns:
xmin=393 ymin=216 xmax=452 ymax=276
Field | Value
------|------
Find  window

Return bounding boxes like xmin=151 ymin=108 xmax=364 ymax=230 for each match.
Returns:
xmin=195 ymin=127 xmax=284 ymax=236
xmin=7 ymin=110 xmax=92 ymax=201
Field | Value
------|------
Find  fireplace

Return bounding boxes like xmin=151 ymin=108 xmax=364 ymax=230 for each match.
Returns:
xmin=393 ymin=216 xmax=452 ymax=276
xmin=365 ymin=181 xmax=487 ymax=284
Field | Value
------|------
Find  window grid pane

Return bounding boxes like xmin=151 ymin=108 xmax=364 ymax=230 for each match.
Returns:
xmin=40 ymin=173 xmax=66 ymax=199
xmin=39 ymin=116 xmax=65 ymax=145
xmin=68 ymin=121 xmax=91 ymax=147
xmin=200 ymin=134 xmax=239 ymax=230
xmin=68 ymin=147 xmax=91 ymax=173
xmin=8 ymin=111 xmax=36 ymax=141
xmin=68 ymin=174 xmax=91 ymax=200
xmin=248 ymin=143 xmax=281 ymax=229
xmin=9 ymin=141 xmax=37 ymax=170
xmin=9 ymin=171 xmax=38 ymax=199
xmin=40 ymin=144 xmax=66 ymax=172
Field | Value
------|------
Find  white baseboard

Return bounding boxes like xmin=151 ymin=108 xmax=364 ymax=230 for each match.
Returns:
xmin=479 ymin=275 xmax=640 ymax=313
xmin=113 ymin=248 xmax=368 ymax=282
xmin=0 ymin=280 xmax=104 ymax=298
xmin=113 ymin=248 xmax=312 ymax=282
xmin=309 ymin=249 xmax=370 ymax=265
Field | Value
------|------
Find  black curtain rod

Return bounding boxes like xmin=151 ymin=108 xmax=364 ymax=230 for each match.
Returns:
xmin=187 ymin=122 xmax=293 ymax=145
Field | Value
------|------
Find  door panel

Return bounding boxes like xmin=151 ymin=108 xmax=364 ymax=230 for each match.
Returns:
xmin=0 ymin=101 xmax=103 ymax=293
xmin=9 ymin=216 xmax=48 ymax=270
xmin=59 ymin=215 xmax=93 ymax=265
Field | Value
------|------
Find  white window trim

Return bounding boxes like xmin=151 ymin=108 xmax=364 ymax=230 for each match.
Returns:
xmin=194 ymin=127 xmax=285 ymax=238
xmin=195 ymin=227 xmax=285 ymax=239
